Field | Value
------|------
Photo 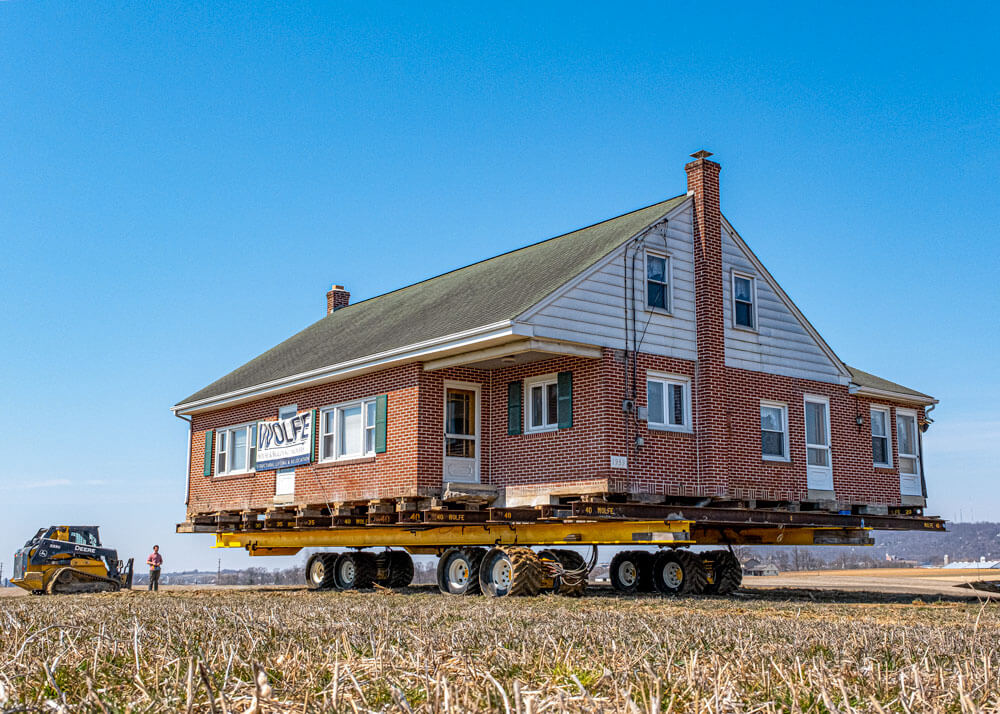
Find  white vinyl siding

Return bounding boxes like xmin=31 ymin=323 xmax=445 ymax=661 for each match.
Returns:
xmin=721 ymin=224 xmax=844 ymax=383
xmin=760 ymin=402 xmax=788 ymax=461
xmin=522 ymin=203 xmax=697 ymax=362
xmin=525 ymin=374 xmax=559 ymax=432
xmin=320 ymin=399 xmax=377 ymax=461
xmin=871 ymin=406 xmax=892 ymax=467
xmin=646 ymin=373 xmax=691 ymax=432
xmin=215 ymin=423 xmax=256 ymax=476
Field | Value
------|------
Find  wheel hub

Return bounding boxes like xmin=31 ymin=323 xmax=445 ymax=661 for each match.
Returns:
xmin=310 ymin=560 xmax=325 ymax=584
xmin=448 ymin=559 xmax=469 ymax=587
xmin=340 ymin=559 xmax=356 ymax=584
xmin=618 ymin=561 xmax=637 ymax=587
xmin=492 ymin=558 xmax=512 ymax=591
xmin=662 ymin=561 xmax=683 ymax=589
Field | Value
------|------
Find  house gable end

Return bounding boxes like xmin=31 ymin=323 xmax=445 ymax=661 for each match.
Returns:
xmin=721 ymin=216 xmax=850 ymax=384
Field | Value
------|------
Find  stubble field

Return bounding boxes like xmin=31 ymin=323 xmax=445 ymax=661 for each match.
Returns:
xmin=1 ymin=586 xmax=997 ymax=713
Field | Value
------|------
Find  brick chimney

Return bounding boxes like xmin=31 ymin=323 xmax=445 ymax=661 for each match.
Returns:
xmin=326 ymin=285 xmax=350 ymax=314
xmin=685 ymin=150 xmax=728 ymax=497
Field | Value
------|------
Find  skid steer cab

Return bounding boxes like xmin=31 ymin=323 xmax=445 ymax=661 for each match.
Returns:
xmin=11 ymin=526 xmax=134 ymax=595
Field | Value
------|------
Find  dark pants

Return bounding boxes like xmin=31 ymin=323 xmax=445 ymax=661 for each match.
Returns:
xmin=149 ymin=568 xmax=160 ymax=591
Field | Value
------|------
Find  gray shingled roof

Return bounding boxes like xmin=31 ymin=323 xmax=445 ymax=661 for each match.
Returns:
xmin=177 ymin=194 xmax=689 ymax=407
xmin=846 ymin=366 xmax=935 ymax=402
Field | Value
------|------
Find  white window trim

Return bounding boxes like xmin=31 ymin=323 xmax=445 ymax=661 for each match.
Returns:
xmin=870 ymin=405 xmax=893 ymax=468
xmin=215 ymin=422 xmax=257 ymax=476
xmin=646 ymin=371 xmax=692 ymax=433
xmin=896 ymin=408 xmax=921 ymax=476
xmin=525 ymin=373 xmax=559 ymax=433
xmin=319 ymin=398 xmax=377 ymax=462
xmin=803 ymin=394 xmax=832 ymax=469
xmin=760 ymin=400 xmax=790 ymax=462
xmin=644 ymin=249 xmax=673 ymax=315
xmin=731 ymin=270 xmax=758 ymax=332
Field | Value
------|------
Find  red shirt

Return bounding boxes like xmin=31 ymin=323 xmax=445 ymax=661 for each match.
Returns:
xmin=147 ymin=553 xmax=162 ymax=568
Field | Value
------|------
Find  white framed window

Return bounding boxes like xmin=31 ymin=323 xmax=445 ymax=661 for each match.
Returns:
xmin=760 ymin=401 xmax=789 ymax=461
xmin=871 ymin=406 xmax=892 ymax=467
xmin=646 ymin=372 xmax=691 ymax=432
xmin=804 ymin=396 xmax=831 ymax=468
xmin=732 ymin=271 xmax=757 ymax=330
xmin=896 ymin=410 xmax=920 ymax=477
xmin=320 ymin=399 xmax=377 ymax=461
xmin=525 ymin=374 xmax=559 ymax=432
xmin=645 ymin=251 xmax=672 ymax=313
xmin=215 ymin=423 xmax=257 ymax=476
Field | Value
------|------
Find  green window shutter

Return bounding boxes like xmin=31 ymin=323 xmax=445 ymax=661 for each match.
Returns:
xmin=507 ymin=381 xmax=522 ymax=435
xmin=375 ymin=394 xmax=388 ymax=454
xmin=557 ymin=372 xmax=573 ymax=429
xmin=203 ymin=430 xmax=214 ymax=476
xmin=309 ymin=409 xmax=318 ymax=463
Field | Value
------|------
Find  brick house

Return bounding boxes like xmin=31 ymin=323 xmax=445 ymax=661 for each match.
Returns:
xmin=174 ymin=151 xmax=936 ymax=521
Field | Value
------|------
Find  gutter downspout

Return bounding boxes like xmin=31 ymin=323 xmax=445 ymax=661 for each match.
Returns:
xmin=918 ymin=404 xmax=935 ymax=500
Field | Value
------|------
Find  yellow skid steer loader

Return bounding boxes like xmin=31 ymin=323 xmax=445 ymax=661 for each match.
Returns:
xmin=10 ymin=526 xmax=133 ymax=594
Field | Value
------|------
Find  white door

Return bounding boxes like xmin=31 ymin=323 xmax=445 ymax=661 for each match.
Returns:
xmin=804 ymin=397 xmax=833 ymax=491
xmin=443 ymin=383 xmax=480 ymax=482
xmin=275 ymin=404 xmax=297 ymax=497
xmin=896 ymin=410 xmax=922 ymax=496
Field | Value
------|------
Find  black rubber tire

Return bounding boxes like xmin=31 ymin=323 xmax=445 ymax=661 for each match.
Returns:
xmin=651 ymin=549 xmax=707 ymax=596
xmin=386 ymin=550 xmax=414 ymax=588
xmin=479 ymin=546 xmax=541 ymax=597
xmin=306 ymin=553 xmax=336 ymax=591
xmin=334 ymin=552 xmax=377 ymax=590
xmin=703 ymin=549 xmax=742 ymax=595
xmin=609 ymin=550 xmax=643 ymax=594
xmin=673 ymin=549 xmax=708 ymax=595
xmin=437 ymin=547 xmax=485 ymax=595
xmin=548 ymin=549 xmax=587 ymax=597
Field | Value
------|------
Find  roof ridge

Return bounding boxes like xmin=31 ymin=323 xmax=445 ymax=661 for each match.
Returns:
xmin=336 ymin=194 xmax=687 ymax=313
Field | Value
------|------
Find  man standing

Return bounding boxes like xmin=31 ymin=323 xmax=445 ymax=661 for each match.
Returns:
xmin=146 ymin=545 xmax=163 ymax=591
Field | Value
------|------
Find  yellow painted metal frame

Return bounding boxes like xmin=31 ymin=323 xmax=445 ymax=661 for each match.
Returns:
xmin=216 ymin=520 xmax=696 ymax=556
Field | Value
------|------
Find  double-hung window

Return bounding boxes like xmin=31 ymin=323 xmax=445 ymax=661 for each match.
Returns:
xmin=732 ymin=272 xmax=756 ymax=329
xmin=646 ymin=252 xmax=671 ymax=312
xmin=215 ymin=423 xmax=257 ymax=476
xmin=870 ymin=407 xmax=892 ymax=467
xmin=896 ymin=411 xmax=920 ymax=477
xmin=760 ymin=402 xmax=789 ymax=461
xmin=320 ymin=399 xmax=377 ymax=460
xmin=646 ymin=373 xmax=691 ymax=432
xmin=804 ymin=398 xmax=831 ymax=468
xmin=525 ymin=374 xmax=559 ymax=432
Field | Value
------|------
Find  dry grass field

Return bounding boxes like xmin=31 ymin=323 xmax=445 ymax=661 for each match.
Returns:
xmin=1 ymin=585 xmax=998 ymax=713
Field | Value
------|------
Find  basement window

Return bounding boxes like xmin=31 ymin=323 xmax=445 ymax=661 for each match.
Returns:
xmin=215 ymin=423 xmax=257 ymax=476
xmin=732 ymin=272 xmax=757 ymax=330
xmin=320 ymin=399 xmax=377 ymax=460
xmin=871 ymin=406 xmax=892 ymax=467
xmin=646 ymin=372 xmax=691 ymax=432
xmin=645 ymin=252 xmax=672 ymax=313
xmin=761 ymin=402 xmax=789 ymax=461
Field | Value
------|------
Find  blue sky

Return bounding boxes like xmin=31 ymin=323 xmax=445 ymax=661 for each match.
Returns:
xmin=1 ymin=2 xmax=998 ymax=574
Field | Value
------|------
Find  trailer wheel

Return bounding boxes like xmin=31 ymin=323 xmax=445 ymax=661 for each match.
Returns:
xmin=652 ymin=549 xmax=707 ymax=596
xmin=436 ymin=547 xmax=485 ymax=595
xmin=385 ymin=550 xmax=414 ymax=588
xmin=306 ymin=553 xmax=336 ymax=591
xmin=334 ymin=552 xmax=377 ymax=590
xmin=703 ymin=550 xmax=742 ymax=595
xmin=548 ymin=548 xmax=587 ymax=597
xmin=610 ymin=551 xmax=639 ymax=594
xmin=479 ymin=546 xmax=541 ymax=597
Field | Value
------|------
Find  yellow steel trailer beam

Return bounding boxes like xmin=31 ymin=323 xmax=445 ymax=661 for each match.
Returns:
xmin=216 ymin=519 xmax=695 ymax=555
xmin=211 ymin=520 xmax=875 ymax=555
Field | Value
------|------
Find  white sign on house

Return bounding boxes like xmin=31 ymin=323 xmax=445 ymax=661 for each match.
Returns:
xmin=256 ymin=410 xmax=313 ymax=470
